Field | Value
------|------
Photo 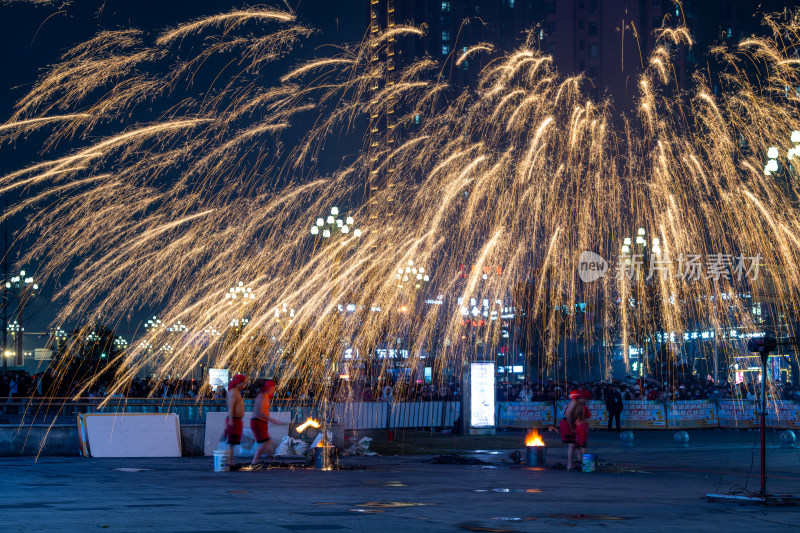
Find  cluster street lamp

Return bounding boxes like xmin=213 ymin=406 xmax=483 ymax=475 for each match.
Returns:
xmin=763 ymin=130 xmax=800 ymax=175
xmin=51 ymin=328 xmax=68 ymax=351
xmin=395 ymin=259 xmax=431 ymax=290
xmin=226 ymin=282 xmax=255 ymax=304
xmin=4 ymin=270 xmax=38 ymax=367
xmin=310 ymin=206 xmax=362 ymax=240
xmin=6 ymin=320 xmax=21 ymax=365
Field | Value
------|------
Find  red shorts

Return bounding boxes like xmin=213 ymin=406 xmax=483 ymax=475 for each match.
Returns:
xmin=250 ymin=418 xmax=271 ymax=443
xmin=226 ymin=417 xmax=243 ymax=445
xmin=559 ymin=419 xmax=588 ymax=447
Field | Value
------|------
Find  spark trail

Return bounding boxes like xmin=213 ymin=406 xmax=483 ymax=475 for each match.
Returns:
xmin=2 ymin=4 xmax=800 ymax=406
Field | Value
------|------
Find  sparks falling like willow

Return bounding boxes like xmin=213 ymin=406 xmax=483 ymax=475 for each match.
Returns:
xmin=2 ymin=5 xmax=800 ymax=399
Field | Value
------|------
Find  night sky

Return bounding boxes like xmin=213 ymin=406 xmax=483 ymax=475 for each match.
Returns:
xmin=0 ymin=1 xmax=366 ymax=345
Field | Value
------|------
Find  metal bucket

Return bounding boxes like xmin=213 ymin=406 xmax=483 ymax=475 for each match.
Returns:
xmin=581 ymin=453 xmax=597 ymax=473
xmin=213 ymin=449 xmax=230 ymax=472
xmin=526 ymin=445 xmax=546 ymax=467
xmin=314 ymin=446 xmax=337 ymax=470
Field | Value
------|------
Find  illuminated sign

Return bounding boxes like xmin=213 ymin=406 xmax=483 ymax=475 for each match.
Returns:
xmin=470 ymin=362 xmax=496 ymax=428
xmin=208 ymin=368 xmax=229 ymax=388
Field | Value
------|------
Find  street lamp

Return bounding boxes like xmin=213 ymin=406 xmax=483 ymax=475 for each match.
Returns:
xmin=225 ymin=282 xmax=256 ymax=304
xmin=145 ymin=316 xmax=164 ymax=331
xmin=763 ymin=130 xmax=800 ymax=175
xmin=395 ymin=259 xmax=432 ymax=290
xmin=619 ymin=228 xmax=661 ymax=378
xmin=310 ymin=207 xmax=362 ymax=240
xmin=7 ymin=320 xmax=21 ymax=364
xmin=4 ymin=269 xmax=37 ymax=367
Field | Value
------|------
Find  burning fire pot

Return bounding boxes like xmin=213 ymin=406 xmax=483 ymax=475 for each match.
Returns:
xmin=314 ymin=446 xmax=338 ymax=470
xmin=525 ymin=429 xmax=546 ymax=467
xmin=310 ymin=429 xmax=339 ymax=470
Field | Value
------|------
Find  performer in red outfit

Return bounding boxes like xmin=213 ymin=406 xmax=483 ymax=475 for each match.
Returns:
xmin=560 ymin=390 xmax=591 ymax=470
xmin=250 ymin=380 xmax=287 ymax=464
xmin=225 ymin=374 xmax=246 ymax=464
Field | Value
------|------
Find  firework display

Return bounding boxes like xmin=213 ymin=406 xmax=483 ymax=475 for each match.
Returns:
xmin=1 ymin=4 xmax=800 ymax=403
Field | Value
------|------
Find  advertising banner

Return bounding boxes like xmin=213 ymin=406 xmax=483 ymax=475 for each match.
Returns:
xmin=498 ymin=402 xmax=555 ymax=428
xmin=717 ymin=400 xmax=758 ymax=429
xmin=766 ymin=400 xmax=800 ymax=430
xmin=665 ymin=400 xmax=719 ymax=429
xmin=554 ymin=400 xmax=608 ymax=429
xmin=208 ymin=368 xmax=229 ymax=389
xmin=621 ymin=400 xmax=666 ymax=429
xmin=469 ymin=363 xmax=495 ymax=428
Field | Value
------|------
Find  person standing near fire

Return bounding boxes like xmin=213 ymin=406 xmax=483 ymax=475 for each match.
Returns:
xmin=250 ymin=379 xmax=287 ymax=464
xmin=560 ymin=390 xmax=591 ymax=470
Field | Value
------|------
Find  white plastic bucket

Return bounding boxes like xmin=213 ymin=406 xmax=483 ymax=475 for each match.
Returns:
xmin=213 ymin=449 xmax=231 ymax=472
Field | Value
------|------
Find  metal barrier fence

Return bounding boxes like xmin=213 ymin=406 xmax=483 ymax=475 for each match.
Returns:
xmin=497 ymin=399 xmax=800 ymax=430
xmin=4 ymin=398 xmax=796 ymax=430
xmin=0 ymin=398 xmax=461 ymax=430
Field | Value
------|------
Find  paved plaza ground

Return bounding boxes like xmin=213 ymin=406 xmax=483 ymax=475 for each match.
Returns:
xmin=2 ymin=429 xmax=800 ymax=532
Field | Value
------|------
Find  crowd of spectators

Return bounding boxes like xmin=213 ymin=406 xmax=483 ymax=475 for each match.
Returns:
xmin=3 ymin=370 xmax=800 ymax=403
xmin=497 ymin=377 xmax=800 ymax=403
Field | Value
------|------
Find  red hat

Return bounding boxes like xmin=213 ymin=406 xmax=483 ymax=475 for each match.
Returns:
xmin=228 ymin=374 xmax=246 ymax=390
xmin=569 ymin=390 xmax=581 ymax=399
xmin=260 ymin=379 xmax=276 ymax=393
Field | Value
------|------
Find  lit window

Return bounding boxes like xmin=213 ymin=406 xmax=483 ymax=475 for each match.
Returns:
xmin=414 ymin=114 xmax=421 ymax=125
xmin=507 ymin=0 xmax=515 ymax=7
xmin=441 ymin=1 xmax=450 ymax=12
xmin=442 ymin=44 xmax=450 ymax=55
xmin=442 ymin=30 xmax=450 ymax=41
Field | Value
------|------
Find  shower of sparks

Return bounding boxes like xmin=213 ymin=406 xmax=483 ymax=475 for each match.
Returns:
xmin=1 ymin=5 xmax=800 ymax=411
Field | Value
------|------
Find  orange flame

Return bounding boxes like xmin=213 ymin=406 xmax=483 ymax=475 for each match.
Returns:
xmin=296 ymin=417 xmax=320 ymax=433
xmin=525 ymin=428 xmax=544 ymax=446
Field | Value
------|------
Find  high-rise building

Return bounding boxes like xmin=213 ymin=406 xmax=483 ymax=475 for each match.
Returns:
xmin=538 ymin=0 xmax=698 ymax=110
xmin=369 ymin=1 xmax=798 ymax=113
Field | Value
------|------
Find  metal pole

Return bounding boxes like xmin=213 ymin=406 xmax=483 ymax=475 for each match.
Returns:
xmin=760 ymin=350 xmax=768 ymax=497
xmin=16 ymin=301 xmax=23 ymax=367
xmin=712 ymin=281 xmax=719 ymax=383
xmin=2 ymin=211 xmax=7 ymax=373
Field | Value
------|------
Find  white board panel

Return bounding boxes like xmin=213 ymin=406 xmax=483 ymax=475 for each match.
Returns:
xmin=470 ymin=362 xmax=496 ymax=428
xmin=82 ymin=413 xmax=182 ymax=458
xmin=203 ymin=411 xmax=291 ymax=456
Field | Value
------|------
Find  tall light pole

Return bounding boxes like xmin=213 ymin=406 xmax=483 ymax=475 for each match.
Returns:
xmin=2 ymin=211 xmax=6 ymax=373
xmin=620 ymin=228 xmax=661 ymax=378
xmin=5 ymin=270 xmax=38 ymax=366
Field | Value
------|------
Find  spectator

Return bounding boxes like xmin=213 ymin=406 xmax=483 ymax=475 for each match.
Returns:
xmin=605 ymin=385 xmax=623 ymax=431
xmin=0 ymin=375 xmax=9 ymax=398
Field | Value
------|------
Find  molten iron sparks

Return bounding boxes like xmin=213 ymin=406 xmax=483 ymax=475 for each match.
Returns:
xmin=525 ymin=429 xmax=544 ymax=447
xmin=3 ymin=5 xmax=800 ymax=420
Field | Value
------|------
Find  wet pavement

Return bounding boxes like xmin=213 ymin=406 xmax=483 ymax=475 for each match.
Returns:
xmin=2 ymin=430 xmax=800 ymax=531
